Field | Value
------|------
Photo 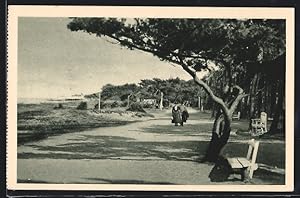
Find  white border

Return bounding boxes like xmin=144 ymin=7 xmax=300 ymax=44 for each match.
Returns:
xmin=7 ymin=6 xmax=295 ymax=192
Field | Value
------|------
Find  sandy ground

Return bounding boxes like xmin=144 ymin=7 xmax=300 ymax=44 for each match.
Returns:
xmin=18 ymin=159 xmax=213 ymax=184
xmin=17 ymin=108 xmax=285 ymax=185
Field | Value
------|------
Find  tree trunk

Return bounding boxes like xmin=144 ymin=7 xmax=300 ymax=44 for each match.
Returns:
xmin=203 ymin=113 xmax=232 ymax=162
xmin=269 ymin=83 xmax=277 ymax=118
xmin=269 ymin=81 xmax=284 ymax=134
xmin=249 ymin=73 xmax=260 ymax=118
xmin=248 ymin=73 xmax=261 ymax=129
xmin=198 ymin=96 xmax=201 ymax=110
xmin=211 ymin=104 xmax=217 ymax=118
xmin=180 ymin=65 xmax=247 ymax=163
xmin=211 ymin=104 xmax=221 ymax=119
xmin=192 ymin=76 xmax=247 ymax=162
xmin=261 ymin=78 xmax=267 ymax=113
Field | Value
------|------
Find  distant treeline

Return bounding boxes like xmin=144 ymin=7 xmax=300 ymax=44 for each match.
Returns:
xmin=85 ymin=77 xmax=208 ymax=108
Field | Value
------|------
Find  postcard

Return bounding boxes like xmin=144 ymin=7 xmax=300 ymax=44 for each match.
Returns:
xmin=7 ymin=6 xmax=294 ymax=192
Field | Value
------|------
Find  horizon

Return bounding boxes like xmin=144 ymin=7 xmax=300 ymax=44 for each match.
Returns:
xmin=18 ymin=76 xmax=195 ymax=99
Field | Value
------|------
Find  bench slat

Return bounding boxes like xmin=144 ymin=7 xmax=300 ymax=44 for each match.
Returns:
xmin=228 ymin=157 xmax=251 ymax=169
xmin=237 ymin=157 xmax=251 ymax=167
xmin=227 ymin=158 xmax=243 ymax=169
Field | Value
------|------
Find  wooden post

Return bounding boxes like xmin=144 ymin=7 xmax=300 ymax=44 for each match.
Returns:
xmin=159 ymin=92 xmax=163 ymax=110
xmin=127 ymin=95 xmax=130 ymax=108
xmin=198 ymin=96 xmax=204 ymax=111
xmin=98 ymin=92 xmax=101 ymax=111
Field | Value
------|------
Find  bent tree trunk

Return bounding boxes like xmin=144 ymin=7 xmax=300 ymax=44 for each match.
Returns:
xmin=179 ymin=64 xmax=248 ymax=163
xmin=192 ymin=75 xmax=247 ymax=162
xmin=204 ymin=112 xmax=232 ymax=162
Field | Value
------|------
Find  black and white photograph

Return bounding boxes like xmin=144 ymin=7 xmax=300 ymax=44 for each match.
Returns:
xmin=7 ymin=6 xmax=294 ymax=191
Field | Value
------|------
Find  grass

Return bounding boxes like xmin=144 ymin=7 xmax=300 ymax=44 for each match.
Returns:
xmin=17 ymin=102 xmax=153 ymax=145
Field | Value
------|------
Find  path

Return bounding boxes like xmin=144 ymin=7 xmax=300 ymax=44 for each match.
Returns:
xmin=17 ymin=108 xmax=285 ymax=185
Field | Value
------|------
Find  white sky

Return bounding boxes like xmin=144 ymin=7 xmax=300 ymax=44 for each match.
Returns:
xmin=18 ymin=17 xmax=191 ymax=99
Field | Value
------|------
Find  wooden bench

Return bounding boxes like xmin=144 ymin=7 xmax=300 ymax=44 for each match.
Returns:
xmin=232 ymin=111 xmax=241 ymax=120
xmin=227 ymin=139 xmax=259 ymax=181
xmin=251 ymin=112 xmax=267 ymax=136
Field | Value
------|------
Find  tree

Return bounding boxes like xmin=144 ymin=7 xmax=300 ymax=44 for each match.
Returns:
xmin=100 ymin=83 xmax=139 ymax=101
xmin=68 ymin=18 xmax=285 ymax=162
xmin=139 ymin=78 xmax=204 ymax=106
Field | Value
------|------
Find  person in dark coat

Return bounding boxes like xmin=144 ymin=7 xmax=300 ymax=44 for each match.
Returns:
xmin=179 ymin=103 xmax=189 ymax=126
xmin=172 ymin=104 xmax=182 ymax=126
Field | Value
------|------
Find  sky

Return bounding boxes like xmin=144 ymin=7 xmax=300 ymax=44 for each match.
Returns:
xmin=18 ymin=17 xmax=191 ymax=99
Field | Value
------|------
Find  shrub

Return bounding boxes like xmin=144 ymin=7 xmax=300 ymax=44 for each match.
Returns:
xmin=126 ymin=102 xmax=146 ymax=113
xmin=101 ymin=102 xmax=111 ymax=108
xmin=54 ymin=103 xmax=64 ymax=109
xmin=76 ymin=102 xmax=87 ymax=110
xmin=111 ymin=101 xmax=122 ymax=108
xmin=121 ymin=101 xmax=127 ymax=107
xmin=142 ymin=103 xmax=153 ymax=108
xmin=94 ymin=101 xmax=106 ymax=109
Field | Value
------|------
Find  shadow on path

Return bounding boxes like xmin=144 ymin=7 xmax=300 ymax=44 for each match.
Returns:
xmin=208 ymin=156 xmax=285 ymax=184
xmin=19 ymin=135 xmax=208 ymax=162
xmin=18 ymin=179 xmax=49 ymax=183
xmin=84 ymin=177 xmax=175 ymax=184
xmin=138 ymin=123 xmax=213 ymax=136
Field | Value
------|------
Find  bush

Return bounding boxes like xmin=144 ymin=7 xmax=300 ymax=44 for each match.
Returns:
xmin=76 ymin=102 xmax=87 ymax=110
xmin=126 ymin=102 xmax=146 ymax=113
xmin=101 ymin=102 xmax=111 ymax=108
xmin=121 ymin=101 xmax=127 ymax=107
xmin=111 ymin=101 xmax=122 ymax=108
xmin=54 ymin=103 xmax=64 ymax=109
xmin=142 ymin=103 xmax=153 ymax=108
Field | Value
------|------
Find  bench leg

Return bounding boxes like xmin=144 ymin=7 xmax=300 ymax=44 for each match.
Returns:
xmin=249 ymin=167 xmax=254 ymax=179
xmin=241 ymin=168 xmax=250 ymax=181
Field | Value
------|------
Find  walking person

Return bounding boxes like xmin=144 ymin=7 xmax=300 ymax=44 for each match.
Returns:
xmin=172 ymin=103 xmax=182 ymax=126
xmin=179 ymin=103 xmax=189 ymax=126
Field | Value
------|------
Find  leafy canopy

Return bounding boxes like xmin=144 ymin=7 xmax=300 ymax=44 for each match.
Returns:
xmin=68 ymin=18 xmax=285 ymax=76
xmin=85 ymin=78 xmax=204 ymax=105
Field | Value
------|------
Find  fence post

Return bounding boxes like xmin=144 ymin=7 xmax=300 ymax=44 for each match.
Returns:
xmin=98 ymin=92 xmax=101 ymax=111
xmin=159 ymin=92 xmax=164 ymax=110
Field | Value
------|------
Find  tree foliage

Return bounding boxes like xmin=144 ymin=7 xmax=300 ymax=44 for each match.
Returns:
xmin=68 ymin=18 xmax=284 ymax=83
xmin=68 ymin=18 xmax=285 ymax=115
xmin=87 ymin=78 xmax=205 ymax=107
xmin=100 ymin=83 xmax=139 ymax=101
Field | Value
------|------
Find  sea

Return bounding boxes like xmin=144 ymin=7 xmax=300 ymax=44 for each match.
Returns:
xmin=17 ymin=97 xmax=67 ymax=104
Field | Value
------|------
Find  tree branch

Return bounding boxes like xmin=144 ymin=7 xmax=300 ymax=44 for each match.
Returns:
xmin=177 ymin=56 xmax=196 ymax=78
xmin=109 ymin=30 xmax=216 ymax=69
xmin=194 ymin=75 xmax=229 ymax=116
xmin=107 ymin=34 xmax=187 ymax=68
xmin=229 ymin=85 xmax=249 ymax=113
xmin=108 ymin=31 xmax=232 ymax=122
xmin=232 ymin=85 xmax=244 ymax=95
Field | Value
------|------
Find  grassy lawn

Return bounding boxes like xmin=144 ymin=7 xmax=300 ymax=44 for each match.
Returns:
xmin=17 ymin=102 xmax=152 ymax=145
